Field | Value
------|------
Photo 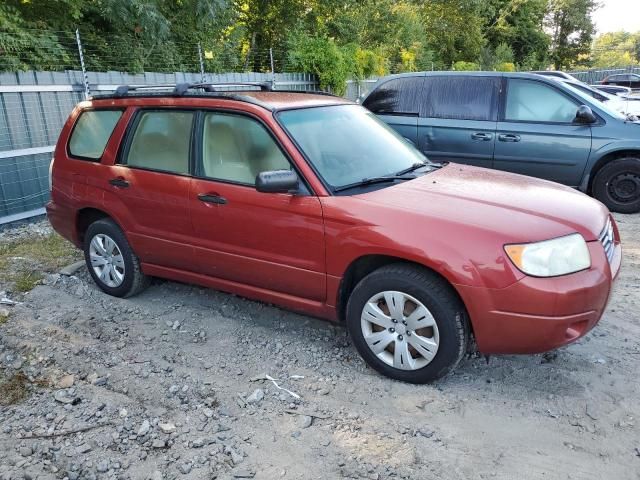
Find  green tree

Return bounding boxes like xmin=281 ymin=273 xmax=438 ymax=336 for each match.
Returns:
xmin=483 ymin=0 xmax=549 ymax=66
xmin=421 ymin=0 xmax=486 ymax=67
xmin=546 ymin=0 xmax=596 ymax=69
xmin=592 ymin=31 xmax=640 ymax=67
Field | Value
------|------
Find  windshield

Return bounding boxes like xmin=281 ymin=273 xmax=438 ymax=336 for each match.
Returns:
xmin=563 ymin=83 xmax=627 ymax=120
xmin=277 ymin=105 xmax=428 ymax=189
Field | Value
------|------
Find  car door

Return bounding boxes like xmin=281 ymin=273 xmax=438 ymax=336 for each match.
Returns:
xmin=189 ymin=110 xmax=326 ymax=301
xmin=494 ymin=78 xmax=592 ymax=186
xmin=631 ymin=74 xmax=640 ymax=89
xmin=416 ymin=75 xmax=499 ymax=168
xmin=103 ymin=109 xmax=195 ymax=270
xmin=362 ymin=76 xmax=424 ymax=145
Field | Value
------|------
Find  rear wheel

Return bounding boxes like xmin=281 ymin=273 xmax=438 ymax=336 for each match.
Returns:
xmin=346 ymin=263 xmax=469 ymax=383
xmin=592 ymin=157 xmax=640 ymax=213
xmin=84 ymin=218 xmax=149 ymax=297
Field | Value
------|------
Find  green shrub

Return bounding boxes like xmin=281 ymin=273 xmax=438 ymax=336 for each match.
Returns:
xmin=495 ymin=62 xmax=516 ymax=71
xmin=286 ymin=34 xmax=350 ymax=95
xmin=452 ymin=61 xmax=480 ymax=71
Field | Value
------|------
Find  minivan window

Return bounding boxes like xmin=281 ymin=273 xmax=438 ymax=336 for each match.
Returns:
xmin=363 ymin=77 xmax=423 ymax=115
xmin=200 ymin=112 xmax=291 ymax=185
xmin=505 ymin=79 xmax=578 ymax=123
xmin=420 ymin=76 xmax=498 ymax=121
xmin=563 ymin=83 xmax=627 ymax=120
xmin=125 ymin=111 xmax=194 ymax=174
xmin=68 ymin=110 xmax=122 ymax=160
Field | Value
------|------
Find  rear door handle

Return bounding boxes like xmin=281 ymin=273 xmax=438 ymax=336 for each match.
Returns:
xmin=109 ymin=178 xmax=129 ymax=188
xmin=471 ymin=132 xmax=493 ymax=141
xmin=198 ymin=193 xmax=227 ymax=205
xmin=498 ymin=134 xmax=521 ymax=142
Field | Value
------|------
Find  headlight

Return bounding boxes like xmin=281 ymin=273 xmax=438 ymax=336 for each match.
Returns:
xmin=504 ymin=233 xmax=591 ymax=277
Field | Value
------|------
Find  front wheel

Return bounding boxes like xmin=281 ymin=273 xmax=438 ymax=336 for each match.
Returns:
xmin=592 ymin=157 xmax=640 ymax=214
xmin=346 ymin=264 xmax=469 ymax=383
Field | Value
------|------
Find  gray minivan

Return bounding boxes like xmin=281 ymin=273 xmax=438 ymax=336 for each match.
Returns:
xmin=362 ymin=72 xmax=640 ymax=213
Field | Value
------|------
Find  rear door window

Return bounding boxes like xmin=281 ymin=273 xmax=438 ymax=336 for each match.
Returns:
xmin=363 ymin=77 xmax=424 ymax=115
xmin=419 ymin=76 xmax=499 ymax=121
xmin=505 ymin=79 xmax=578 ymax=123
xmin=124 ymin=110 xmax=194 ymax=174
xmin=68 ymin=110 xmax=123 ymax=160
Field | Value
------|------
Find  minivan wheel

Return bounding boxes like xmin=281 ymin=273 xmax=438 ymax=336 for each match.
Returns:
xmin=84 ymin=218 xmax=150 ymax=298
xmin=346 ymin=264 xmax=469 ymax=383
xmin=592 ymin=157 xmax=640 ymax=214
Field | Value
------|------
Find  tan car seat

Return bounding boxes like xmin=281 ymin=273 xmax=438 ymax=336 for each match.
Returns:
xmin=203 ymin=121 xmax=254 ymax=184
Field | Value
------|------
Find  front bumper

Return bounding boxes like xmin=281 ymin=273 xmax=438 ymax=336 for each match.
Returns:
xmin=456 ymin=241 xmax=621 ymax=354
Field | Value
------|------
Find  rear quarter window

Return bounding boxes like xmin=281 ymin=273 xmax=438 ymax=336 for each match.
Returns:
xmin=363 ymin=77 xmax=424 ymax=115
xmin=68 ymin=110 xmax=123 ymax=160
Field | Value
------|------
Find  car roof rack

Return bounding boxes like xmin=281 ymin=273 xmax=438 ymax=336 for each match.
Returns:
xmin=92 ymin=82 xmax=340 ymax=111
xmin=113 ymin=81 xmax=273 ymax=97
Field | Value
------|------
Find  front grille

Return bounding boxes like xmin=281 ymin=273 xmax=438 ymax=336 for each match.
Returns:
xmin=598 ymin=217 xmax=615 ymax=264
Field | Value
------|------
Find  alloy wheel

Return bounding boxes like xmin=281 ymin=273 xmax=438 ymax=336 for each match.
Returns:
xmin=360 ymin=291 xmax=439 ymax=371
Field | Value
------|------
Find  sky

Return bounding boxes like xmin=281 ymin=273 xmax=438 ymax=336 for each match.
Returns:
xmin=594 ymin=0 xmax=640 ymax=34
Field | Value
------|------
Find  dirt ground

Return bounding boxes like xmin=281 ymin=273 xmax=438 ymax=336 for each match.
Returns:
xmin=0 ymin=214 xmax=639 ymax=480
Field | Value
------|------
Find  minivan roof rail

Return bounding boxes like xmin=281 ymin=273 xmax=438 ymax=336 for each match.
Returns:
xmin=112 ymin=81 xmax=273 ymax=97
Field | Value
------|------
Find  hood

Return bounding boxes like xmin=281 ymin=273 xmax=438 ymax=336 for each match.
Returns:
xmin=358 ymin=164 xmax=609 ymax=242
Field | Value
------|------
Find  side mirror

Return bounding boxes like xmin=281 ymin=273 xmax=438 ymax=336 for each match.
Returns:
xmin=574 ymin=105 xmax=597 ymax=124
xmin=255 ymin=170 xmax=299 ymax=194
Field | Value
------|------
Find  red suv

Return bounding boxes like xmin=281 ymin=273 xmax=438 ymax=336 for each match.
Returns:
xmin=47 ymin=83 xmax=622 ymax=383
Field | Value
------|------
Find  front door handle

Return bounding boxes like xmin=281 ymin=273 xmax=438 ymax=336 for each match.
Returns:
xmin=109 ymin=177 xmax=129 ymax=188
xmin=498 ymin=133 xmax=521 ymax=143
xmin=471 ymin=132 xmax=493 ymax=141
xmin=198 ymin=193 xmax=227 ymax=205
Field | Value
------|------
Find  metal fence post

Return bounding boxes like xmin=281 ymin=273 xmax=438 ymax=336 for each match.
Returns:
xmin=197 ymin=43 xmax=206 ymax=83
xmin=269 ymin=47 xmax=276 ymax=89
xmin=75 ymin=29 xmax=90 ymax=99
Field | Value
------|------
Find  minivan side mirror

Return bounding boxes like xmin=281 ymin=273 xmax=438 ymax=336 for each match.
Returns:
xmin=255 ymin=170 xmax=299 ymax=194
xmin=574 ymin=105 xmax=597 ymax=124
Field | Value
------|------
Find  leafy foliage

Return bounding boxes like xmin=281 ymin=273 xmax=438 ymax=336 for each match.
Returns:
xmin=0 ymin=0 xmax=631 ymax=92
xmin=546 ymin=0 xmax=597 ymax=69
xmin=592 ymin=32 xmax=640 ymax=68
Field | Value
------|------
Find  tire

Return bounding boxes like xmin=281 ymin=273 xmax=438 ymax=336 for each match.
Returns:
xmin=346 ymin=263 xmax=469 ymax=384
xmin=84 ymin=218 xmax=150 ymax=298
xmin=592 ymin=157 xmax=640 ymax=214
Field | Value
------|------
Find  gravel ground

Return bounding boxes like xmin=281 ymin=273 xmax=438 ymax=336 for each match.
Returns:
xmin=0 ymin=214 xmax=639 ymax=480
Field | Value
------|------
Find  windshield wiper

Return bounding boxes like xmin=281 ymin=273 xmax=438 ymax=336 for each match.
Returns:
xmin=333 ymin=175 xmax=416 ymax=192
xmin=394 ymin=162 xmax=429 ymax=176
xmin=333 ymin=163 xmax=440 ymax=193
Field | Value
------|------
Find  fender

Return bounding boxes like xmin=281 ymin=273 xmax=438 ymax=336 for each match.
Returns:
xmin=579 ymin=140 xmax=640 ymax=191
xmin=326 ymin=222 xmax=524 ymax=292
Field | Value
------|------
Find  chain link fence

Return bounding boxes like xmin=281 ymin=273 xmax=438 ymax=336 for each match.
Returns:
xmin=0 ymin=28 xmax=322 ymax=224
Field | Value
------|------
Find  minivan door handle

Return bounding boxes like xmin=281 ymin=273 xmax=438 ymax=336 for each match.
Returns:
xmin=198 ymin=193 xmax=227 ymax=205
xmin=471 ymin=132 xmax=493 ymax=141
xmin=108 ymin=177 xmax=129 ymax=188
xmin=498 ymin=133 xmax=521 ymax=142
